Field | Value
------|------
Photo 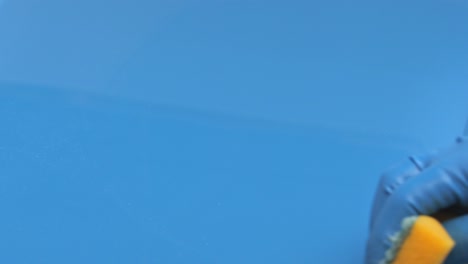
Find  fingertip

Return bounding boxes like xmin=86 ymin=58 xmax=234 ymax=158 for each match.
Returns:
xmin=369 ymin=159 xmax=421 ymax=229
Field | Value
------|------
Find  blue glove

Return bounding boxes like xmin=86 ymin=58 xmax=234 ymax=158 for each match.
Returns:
xmin=366 ymin=131 xmax=468 ymax=264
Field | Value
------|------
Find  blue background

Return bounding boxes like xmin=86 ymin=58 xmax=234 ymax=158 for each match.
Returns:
xmin=1 ymin=0 xmax=468 ymax=263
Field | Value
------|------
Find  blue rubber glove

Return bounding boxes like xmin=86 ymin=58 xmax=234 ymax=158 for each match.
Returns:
xmin=366 ymin=131 xmax=468 ymax=264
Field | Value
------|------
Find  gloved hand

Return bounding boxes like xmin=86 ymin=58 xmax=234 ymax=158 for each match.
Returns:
xmin=366 ymin=131 xmax=468 ymax=264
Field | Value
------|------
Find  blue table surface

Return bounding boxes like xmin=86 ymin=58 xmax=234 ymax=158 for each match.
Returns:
xmin=1 ymin=0 xmax=468 ymax=263
xmin=0 ymin=84 xmax=460 ymax=264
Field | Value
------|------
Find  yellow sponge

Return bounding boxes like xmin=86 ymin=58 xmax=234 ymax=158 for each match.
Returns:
xmin=389 ymin=215 xmax=455 ymax=264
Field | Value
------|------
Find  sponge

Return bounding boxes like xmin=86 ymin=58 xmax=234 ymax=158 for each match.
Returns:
xmin=382 ymin=215 xmax=455 ymax=264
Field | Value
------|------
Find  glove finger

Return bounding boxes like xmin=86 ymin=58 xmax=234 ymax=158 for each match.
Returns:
xmin=369 ymin=152 xmax=438 ymax=230
xmin=366 ymin=160 xmax=468 ymax=264
xmin=443 ymin=214 xmax=468 ymax=264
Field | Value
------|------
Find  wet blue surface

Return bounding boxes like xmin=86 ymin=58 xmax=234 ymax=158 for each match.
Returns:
xmin=0 ymin=84 xmax=453 ymax=263
xmin=1 ymin=0 xmax=468 ymax=263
